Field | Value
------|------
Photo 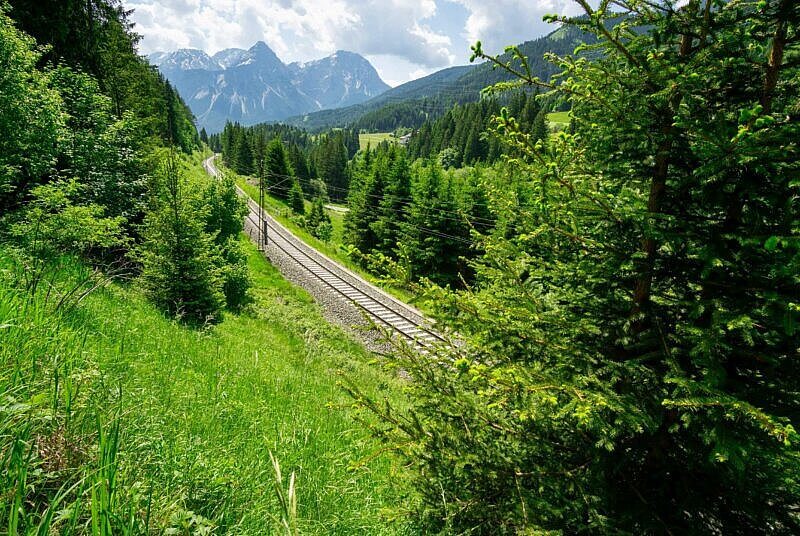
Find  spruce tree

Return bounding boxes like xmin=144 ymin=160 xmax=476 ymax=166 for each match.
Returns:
xmin=372 ymin=155 xmax=412 ymax=256
xmin=139 ymin=153 xmax=223 ymax=324
xmin=264 ymin=137 xmax=293 ymax=199
xmin=288 ymin=180 xmax=305 ymax=215
xmin=233 ymin=131 xmax=254 ymax=176
xmin=351 ymin=1 xmax=800 ymax=533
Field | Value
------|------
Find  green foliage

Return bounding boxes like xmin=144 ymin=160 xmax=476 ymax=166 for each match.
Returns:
xmin=8 ymin=0 xmax=199 ymax=153
xmin=0 ymin=6 xmax=62 ymax=211
xmin=306 ymin=196 xmax=332 ymax=241
xmin=351 ymin=1 xmax=800 ymax=533
xmin=49 ymin=66 xmax=148 ymax=225
xmin=407 ymin=91 xmax=546 ymax=167
xmin=6 ymin=179 xmax=128 ymax=261
xmin=265 ymin=137 xmax=293 ymax=199
xmin=397 ymin=162 xmax=472 ymax=288
xmin=312 ymin=132 xmax=350 ymax=201
xmin=203 ymin=169 xmax=251 ymax=311
xmin=0 ymin=239 xmax=411 ymax=534
xmin=234 ymin=131 xmax=255 ymax=176
xmin=344 ymin=142 xmax=487 ymax=288
xmin=288 ymin=180 xmax=305 ymax=215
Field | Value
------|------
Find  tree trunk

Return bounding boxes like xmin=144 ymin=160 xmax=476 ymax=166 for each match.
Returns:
xmin=761 ymin=0 xmax=790 ymax=115
xmin=630 ymin=27 xmax=694 ymax=322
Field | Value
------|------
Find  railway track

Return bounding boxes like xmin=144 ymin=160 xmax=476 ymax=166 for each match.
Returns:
xmin=204 ymin=156 xmax=445 ymax=350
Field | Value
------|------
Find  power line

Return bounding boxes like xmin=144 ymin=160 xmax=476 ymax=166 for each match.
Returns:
xmin=245 ymin=169 xmax=500 ymax=226
xmin=238 ymin=179 xmax=484 ymax=247
xmin=256 ymin=176 xmax=499 ymax=229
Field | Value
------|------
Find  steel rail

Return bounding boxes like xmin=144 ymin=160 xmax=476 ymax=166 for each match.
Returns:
xmin=204 ymin=155 xmax=445 ymax=349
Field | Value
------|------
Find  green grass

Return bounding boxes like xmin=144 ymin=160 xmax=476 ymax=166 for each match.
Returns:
xmin=0 ymin=240 xmax=412 ymax=534
xmin=547 ymin=111 xmax=571 ymax=126
xmin=0 ymin=154 xmax=415 ymax=534
xmin=358 ymin=133 xmax=395 ymax=151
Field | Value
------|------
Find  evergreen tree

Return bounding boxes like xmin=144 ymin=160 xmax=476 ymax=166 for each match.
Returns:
xmin=203 ymin=170 xmax=250 ymax=310
xmin=315 ymin=133 xmax=349 ymax=201
xmin=344 ymin=153 xmax=386 ymax=253
xmin=264 ymin=137 xmax=293 ymax=199
xmin=398 ymin=162 xmax=470 ymax=287
xmin=139 ymin=153 xmax=223 ymax=324
xmin=287 ymin=143 xmax=312 ymax=184
xmin=307 ymin=196 xmax=332 ymax=241
xmin=288 ymin=180 xmax=305 ymax=215
xmin=353 ymin=2 xmax=800 ymax=533
xmin=530 ymin=108 xmax=548 ymax=145
xmin=371 ymin=154 xmax=412 ymax=256
xmin=233 ymin=131 xmax=254 ymax=176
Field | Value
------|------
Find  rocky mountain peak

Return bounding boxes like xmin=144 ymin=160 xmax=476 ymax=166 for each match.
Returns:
xmin=151 ymin=44 xmax=390 ymax=132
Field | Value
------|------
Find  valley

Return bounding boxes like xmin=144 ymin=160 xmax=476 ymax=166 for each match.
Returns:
xmin=1 ymin=1 xmax=797 ymax=534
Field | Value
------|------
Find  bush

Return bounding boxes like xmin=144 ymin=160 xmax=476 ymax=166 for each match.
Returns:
xmin=219 ymin=237 xmax=251 ymax=311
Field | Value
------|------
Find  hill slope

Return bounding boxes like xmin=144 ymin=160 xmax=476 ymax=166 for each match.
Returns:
xmin=0 ymin=234 xmax=408 ymax=533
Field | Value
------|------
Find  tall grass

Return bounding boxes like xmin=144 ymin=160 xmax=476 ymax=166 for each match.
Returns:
xmin=0 ymin=252 xmax=133 ymax=534
xmin=0 ymin=231 xmax=412 ymax=534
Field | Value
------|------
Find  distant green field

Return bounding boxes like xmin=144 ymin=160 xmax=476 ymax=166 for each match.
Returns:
xmin=359 ymin=132 xmax=395 ymax=150
xmin=547 ymin=111 xmax=571 ymax=125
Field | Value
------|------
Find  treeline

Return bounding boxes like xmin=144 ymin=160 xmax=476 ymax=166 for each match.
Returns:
xmin=215 ymin=122 xmax=359 ymax=202
xmin=349 ymin=2 xmax=800 ymax=534
xmin=352 ymin=95 xmax=465 ymax=132
xmin=7 ymin=0 xmax=198 ymax=155
xmin=344 ymin=142 xmax=494 ymax=288
xmin=407 ymin=91 xmax=548 ymax=167
xmin=0 ymin=0 xmax=247 ymax=324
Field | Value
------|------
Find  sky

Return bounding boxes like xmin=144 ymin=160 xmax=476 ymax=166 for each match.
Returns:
xmin=126 ymin=0 xmax=582 ymax=87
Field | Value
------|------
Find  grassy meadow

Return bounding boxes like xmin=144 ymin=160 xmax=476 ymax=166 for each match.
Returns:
xmin=546 ymin=111 xmax=571 ymax=129
xmin=358 ymin=133 xmax=396 ymax=151
xmin=0 ymin=163 xmax=413 ymax=534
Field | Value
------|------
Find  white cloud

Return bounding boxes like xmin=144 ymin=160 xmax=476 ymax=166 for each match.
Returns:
xmin=453 ymin=0 xmax=582 ymax=54
xmin=125 ymin=0 xmax=583 ymax=85
xmin=127 ymin=0 xmax=455 ymax=82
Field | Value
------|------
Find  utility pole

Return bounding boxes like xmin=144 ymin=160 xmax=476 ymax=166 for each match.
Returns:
xmin=258 ymin=158 xmax=267 ymax=250
xmin=262 ymin=173 xmax=268 ymax=248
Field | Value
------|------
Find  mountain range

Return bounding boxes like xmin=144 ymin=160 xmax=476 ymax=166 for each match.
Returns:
xmin=150 ymin=43 xmax=391 ymax=132
xmin=154 ymin=24 xmax=594 ymax=134
xmin=280 ymin=24 xmax=595 ymax=132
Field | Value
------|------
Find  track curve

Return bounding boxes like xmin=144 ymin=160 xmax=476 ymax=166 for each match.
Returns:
xmin=204 ymin=155 xmax=445 ymax=350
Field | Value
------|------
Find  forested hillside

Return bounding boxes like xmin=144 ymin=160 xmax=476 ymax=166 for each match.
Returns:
xmin=283 ymin=24 xmax=592 ymax=132
xmin=210 ymin=122 xmax=359 ymax=203
xmin=0 ymin=0 xmax=251 ymax=324
xmin=406 ymin=91 xmax=548 ymax=167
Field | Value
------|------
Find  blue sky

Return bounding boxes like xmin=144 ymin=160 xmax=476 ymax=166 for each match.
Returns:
xmin=126 ymin=0 xmax=581 ymax=86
